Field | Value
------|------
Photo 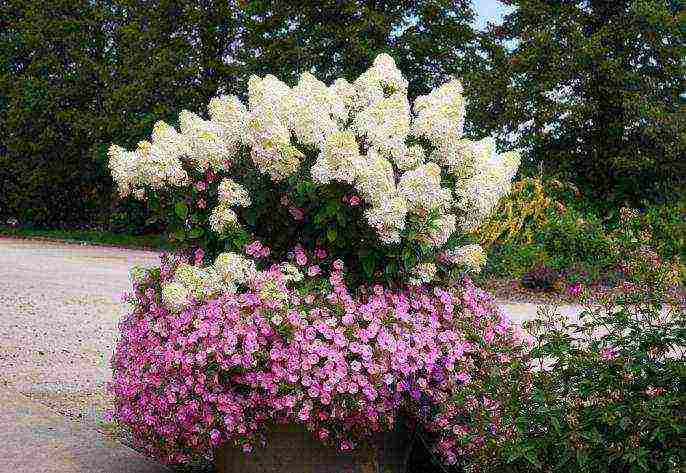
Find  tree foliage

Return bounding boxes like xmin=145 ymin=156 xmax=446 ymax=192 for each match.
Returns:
xmin=471 ymin=0 xmax=685 ymax=206
xmin=0 ymin=0 xmax=480 ymax=227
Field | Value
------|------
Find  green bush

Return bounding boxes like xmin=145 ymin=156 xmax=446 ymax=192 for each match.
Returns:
xmin=480 ymin=194 xmax=685 ymax=288
xmin=502 ymin=263 xmax=686 ymax=472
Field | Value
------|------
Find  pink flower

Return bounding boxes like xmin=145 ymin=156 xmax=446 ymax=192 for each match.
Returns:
xmin=600 ymin=347 xmax=618 ymax=360
xmin=456 ymin=372 xmax=471 ymax=384
xmin=194 ymin=248 xmax=205 ymax=266
xmin=567 ymin=282 xmax=582 ymax=298
xmin=307 ymin=265 xmax=321 ymax=277
xmin=348 ymin=195 xmax=360 ymax=206
xmin=195 ymin=181 xmax=207 ymax=192
xmin=197 ymin=198 xmax=206 ymax=209
xmin=289 ymin=207 xmax=305 ymax=221
xmin=296 ymin=253 xmax=308 ymax=266
xmin=332 ymin=259 xmax=344 ymax=270
xmin=315 ymin=248 xmax=327 ymax=260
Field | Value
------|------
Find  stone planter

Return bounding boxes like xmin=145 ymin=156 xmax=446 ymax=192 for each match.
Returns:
xmin=215 ymin=422 xmax=412 ymax=473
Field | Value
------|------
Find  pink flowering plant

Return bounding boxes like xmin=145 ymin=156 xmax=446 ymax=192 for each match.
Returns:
xmin=111 ymin=249 xmax=532 ymax=466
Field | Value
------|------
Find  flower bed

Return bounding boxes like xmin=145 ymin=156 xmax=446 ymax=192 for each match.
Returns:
xmin=113 ymin=253 xmax=531 ymax=465
xmin=106 ymin=54 xmax=530 ymax=469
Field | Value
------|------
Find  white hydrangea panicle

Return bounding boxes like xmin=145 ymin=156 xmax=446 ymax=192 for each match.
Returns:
xmin=412 ymin=79 xmax=466 ymax=146
xmin=209 ymin=204 xmax=239 ymax=234
xmin=214 ymin=252 xmax=258 ymax=286
xmin=352 ymin=92 xmax=410 ymax=159
xmin=329 ymin=78 xmax=355 ymax=122
xmin=151 ymin=120 xmax=189 ymax=159
xmin=397 ymin=163 xmax=452 ymax=216
xmin=161 ymin=282 xmax=191 ymax=312
xmin=354 ymin=150 xmax=397 ymax=206
xmin=409 ymin=262 xmax=437 ymax=285
xmin=217 ymin=179 xmax=251 ymax=207
xmin=247 ymin=74 xmax=293 ymax=122
xmin=107 ymin=144 xmax=138 ymax=197
xmin=279 ymin=263 xmax=304 ymax=283
xmin=208 ymin=95 xmax=248 ymax=149
xmin=453 ymin=150 xmax=521 ymax=231
xmin=432 ymin=137 xmax=495 ymax=177
xmin=311 ymin=131 xmax=365 ymax=185
xmin=444 ymin=244 xmax=487 ymax=274
xmin=288 ymin=72 xmax=339 ymax=147
xmin=250 ymin=141 xmax=303 ymax=181
xmin=178 ymin=110 xmax=232 ymax=172
xmin=371 ymin=53 xmax=408 ymax=95
xmin=394 ymin=144 xmax=426 ymax=171
xmin=364 ymin=195 xmax=408 ymax=245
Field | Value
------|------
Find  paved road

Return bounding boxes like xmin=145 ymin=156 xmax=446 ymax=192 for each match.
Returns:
xmin=0 ymin=237 xmax=583 ymax=473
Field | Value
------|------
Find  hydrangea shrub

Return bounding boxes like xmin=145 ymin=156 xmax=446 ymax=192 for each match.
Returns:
xmin=108 ymin=54 xmax=520 ymax=287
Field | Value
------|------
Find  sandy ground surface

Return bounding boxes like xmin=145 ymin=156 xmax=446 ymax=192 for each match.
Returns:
xmin=0 ymin=238 xmax=166 ymax=472
xmin=0 ymin=237 xmax=584 ymax=472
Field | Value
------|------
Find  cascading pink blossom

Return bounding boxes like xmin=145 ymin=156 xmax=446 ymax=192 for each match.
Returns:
xmin=109 ymin=251 xmax=532 ymax=466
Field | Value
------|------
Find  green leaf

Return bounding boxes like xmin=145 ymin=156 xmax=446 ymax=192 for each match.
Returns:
xmin=175 ymin=201 xmax=189 ymax=219
xmin=327 ymin=227 xmax=337 ymax=242
xmin=188 ymin=227 xmax=204 ymax=239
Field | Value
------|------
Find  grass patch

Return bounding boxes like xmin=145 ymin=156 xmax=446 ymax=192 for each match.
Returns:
xmin=0 ymin=227 xmax=169 ymax=250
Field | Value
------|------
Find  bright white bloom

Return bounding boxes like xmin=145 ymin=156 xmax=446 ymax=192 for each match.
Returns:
xmin=355 ymin=150 xmax=397 ymax=206
xmin=178 ymin=110 xmax=233 ymax=172
xmin=279 ymin=263 xmax=304 ymax=283
xmin=161 ymin=282 xmax=190 ymax=312
xmin=247 ymin=74 xmax=293 ymax=122
xmin=208 ymin=95 xmax=248 ymax=149
xmin=412 ymin=79 xmax=465 ymax=146
xmin=311 ymin=131 xmax=366 ymax=185
xmin=432 ymin=137 xmax=495 ymax=178
xmin=364 ymin=195 xmax=408 ymax=244
xmin=329 ymin=78 xmax=355 ymax=120
xmin=250 ymin=141 xmax=303 ymax=181
xmin=353 ymin=92 xmax=410 ymax=159
xmin=107 ymin=145 xmax=139 ymax=197
xmin=409 ymin=262 xmax=437 ymax=285
xmin=214 ymin=252 xmax=258 ymax=286
xmin=209 ymin=204 xmax=239 ymax=234
xmin=217 ymin=179 xmax=251 ymax=207
xmin=288 ymin=72 xmax=339 ymax=147
xmin=444 ymin=244 xmax=487 ymax=274
xmin=453 ymin=150 xmax=521 ymax=231
xmin=394 ymin=144 xmax=426 ymax=171
xmin=398 ymin=163 xmax=452 ymax=215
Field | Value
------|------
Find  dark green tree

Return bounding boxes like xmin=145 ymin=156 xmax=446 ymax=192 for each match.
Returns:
xmin=471 ymin=0 xmax=685 ymax=206
xmin=237 ymin=0 xmax=479 ymax=99
xmin=0 ymin=1 xmax=116 ymax=225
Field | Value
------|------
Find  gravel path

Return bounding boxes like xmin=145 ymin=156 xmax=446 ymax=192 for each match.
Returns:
xmin=0 ymin=238 xmax=164 ymax=472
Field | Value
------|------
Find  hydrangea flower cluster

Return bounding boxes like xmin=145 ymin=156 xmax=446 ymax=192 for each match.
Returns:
xmin=107 ymin=53 xmax=520 ymax=285
xmin=111 ymin=250 xmax=532 ymax=466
